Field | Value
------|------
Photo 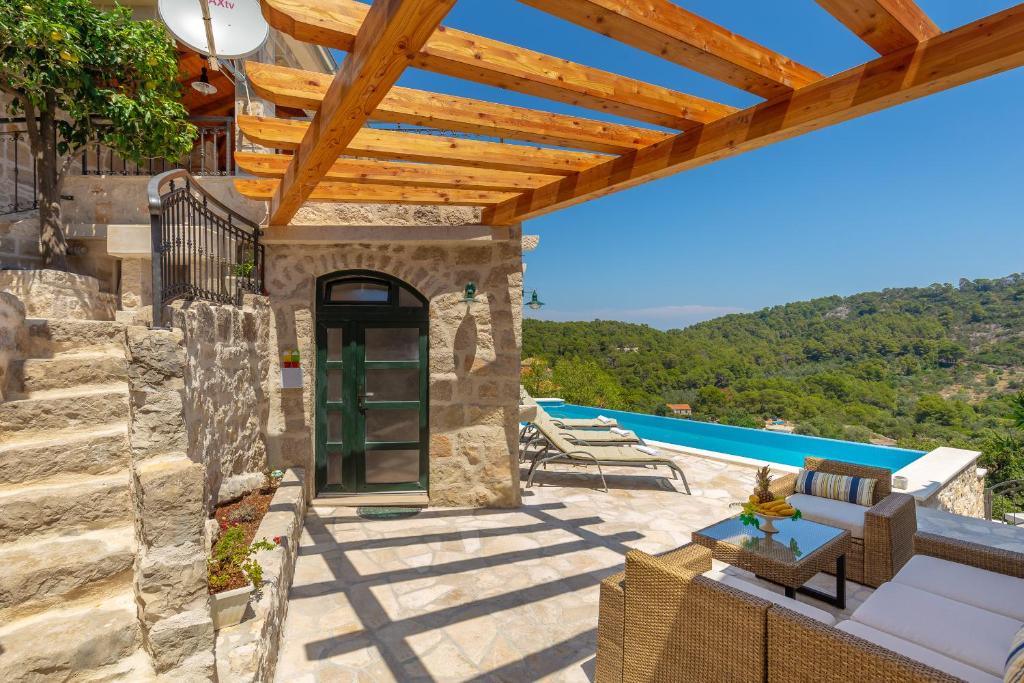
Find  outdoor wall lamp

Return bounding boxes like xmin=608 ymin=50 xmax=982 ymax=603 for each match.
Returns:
xmin=462 ymin=282 xmax=479 ymax=304
xmin=526 ymin=289 xmax=545 ymax=310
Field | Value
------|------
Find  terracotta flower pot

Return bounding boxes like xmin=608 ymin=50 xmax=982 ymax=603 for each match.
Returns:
xmin=211 ymin=584 xmax=252 ymax=629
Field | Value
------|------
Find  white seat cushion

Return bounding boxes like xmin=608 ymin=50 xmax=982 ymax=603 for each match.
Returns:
xmin=851 ymin=582 xmax=1021 ymax=676
xmin=893 ymin=554 xmax=1024 ymax=622
xmin=701 ymin=570 xmax=835 ymax=625
xmin=836 ymin=621 xmax=1000 ymax=683
xmin=787 ymin=493 xmax=866 ymax=538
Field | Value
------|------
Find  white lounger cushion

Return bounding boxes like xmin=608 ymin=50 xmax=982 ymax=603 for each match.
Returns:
xmin=851 ymin=582 xmax=1021 ymax=676
xmin=835 ymin=621 xmax=1000 ymax=683
xmin=787 ymin=493 xmax=866 ymax=538
xmin=892 ymin=554 xmax=1024 ymax=623
xmin=701 ymin=570 xmax=835 ymax=625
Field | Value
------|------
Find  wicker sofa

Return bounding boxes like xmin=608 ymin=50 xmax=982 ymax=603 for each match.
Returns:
xmin=769 ymin=457 xmax=917 ymax=587
xmin=597 ymin=536 xmax=1024 ymax=683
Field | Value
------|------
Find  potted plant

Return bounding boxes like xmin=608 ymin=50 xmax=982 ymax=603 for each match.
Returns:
xmin=224 ymin=257 xmax=255 ymax=302
xmin=208 ymin=524 xmax=275 ymax=629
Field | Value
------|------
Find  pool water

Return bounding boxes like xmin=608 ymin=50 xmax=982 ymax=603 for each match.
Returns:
xmin=540 ymin=401 xmax=924 ymax=471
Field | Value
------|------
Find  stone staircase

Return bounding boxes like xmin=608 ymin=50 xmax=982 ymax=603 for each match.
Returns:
xmin=0 ymin=318 xmax=156 ymax=681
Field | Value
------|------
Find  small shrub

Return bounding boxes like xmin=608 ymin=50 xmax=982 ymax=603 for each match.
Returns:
xmin=208 ymin=525 xmax=275 ymax=592
xmin=227 ymin=502 xmax=259 ymax=525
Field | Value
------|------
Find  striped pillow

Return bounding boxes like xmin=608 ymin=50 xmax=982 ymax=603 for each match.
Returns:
xmin=1007 ymin=625 xmax=1024 ymax=683
xmin=796 ymin=469 xmax=876 ymax=507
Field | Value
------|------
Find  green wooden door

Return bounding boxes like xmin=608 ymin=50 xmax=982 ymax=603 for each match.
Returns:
xmin=315 ymin=272 xmax=429 ymax=496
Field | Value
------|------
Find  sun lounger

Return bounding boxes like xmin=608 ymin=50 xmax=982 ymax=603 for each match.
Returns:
xmin=519 ymin=387 xmax=620 ymax=429
xmin=522 ymin=416 xmax=642 ymax=447
xmin=524 ymin=419 xmax=689 ymax=494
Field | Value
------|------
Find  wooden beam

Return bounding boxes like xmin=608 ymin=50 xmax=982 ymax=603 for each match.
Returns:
xmin=235 ymin=152 xmax=561 ymax=192
xmin=261 ymin=0 xmax=736 ymax=129
xmin=815 ymin=0 xmax=940 ymax=54
xmin=483 ymin=6 xmax=1024 ymax=225
xmin=236 ymin=178 xmax=518 ymax=206
xmin=245 ymin=61 xmax=671 ymax=154
xmin=236 ymin=115 xmax=611 ymax=175
xmin=518 ymin=0 xmax=822 ymax=98
xmin=266 ymin=0 xmax=455 ymax=225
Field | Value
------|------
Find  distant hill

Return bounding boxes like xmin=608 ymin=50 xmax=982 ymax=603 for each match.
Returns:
xmin=522 ymin=274 xmax=1024 ymax=449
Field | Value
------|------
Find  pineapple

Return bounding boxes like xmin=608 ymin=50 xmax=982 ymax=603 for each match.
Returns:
xmin=753 ymin=466 xmax=774 ymax=504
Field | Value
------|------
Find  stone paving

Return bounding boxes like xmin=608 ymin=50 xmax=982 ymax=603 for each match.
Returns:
xmin=274 ymin=451 xmax=1023 ymax=682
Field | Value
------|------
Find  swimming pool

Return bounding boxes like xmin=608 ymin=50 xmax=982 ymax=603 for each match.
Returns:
xmin=540 ymin=401 xmax=925 ymax=471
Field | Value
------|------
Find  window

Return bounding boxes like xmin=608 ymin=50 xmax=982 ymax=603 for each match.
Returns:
xmin=320 ymin=273 xmax=426 ymax=309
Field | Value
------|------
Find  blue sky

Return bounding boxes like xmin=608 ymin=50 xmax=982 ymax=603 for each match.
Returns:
xmin=384 ymin=1 xmax=1024 ymax=329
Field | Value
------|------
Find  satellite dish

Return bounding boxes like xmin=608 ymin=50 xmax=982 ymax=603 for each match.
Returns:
xmin=158 ymin=0 xmax=269 ymax=61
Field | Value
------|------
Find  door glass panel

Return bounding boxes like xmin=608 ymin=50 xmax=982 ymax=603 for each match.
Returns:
xmin=365 ymin=449 xmax=420 ymax=484
xmin=327 ymin=411 xmax=343 ymax=442
xmin=365 ymin=409 xmax=419 ymax=442
xmin=327 ymin=327 xmax=343 ymax=361
xmin=398 ymin=286 xmax=423 ymax=308
xmin=327 ymin=450 xmax=342 ymax=485
xmin=365 ymin=327 xmax=419 ymax=361
xmin=326 ymin=368 xmax=343 ymax=401
xmin=329 ymin=280 xmax=389 ymax=303
xmin=366 ymin=368 xmax=419 ymax=402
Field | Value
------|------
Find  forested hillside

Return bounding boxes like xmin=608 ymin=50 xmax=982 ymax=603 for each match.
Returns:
xmin=522 ymin=274 xmax=1024 ymax=458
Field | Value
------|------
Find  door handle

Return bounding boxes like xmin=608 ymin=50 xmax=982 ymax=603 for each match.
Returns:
xmin=357 ymin=392 xmax=374 ymax=410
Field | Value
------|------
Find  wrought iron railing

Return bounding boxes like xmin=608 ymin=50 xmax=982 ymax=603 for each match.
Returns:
xmin=148 ymin=169 xmax=263 ymax=327
xmin=82 ymin=116 xmax=235 ymax=177
xmin=0 ymin=118 xmax=38 ymax=216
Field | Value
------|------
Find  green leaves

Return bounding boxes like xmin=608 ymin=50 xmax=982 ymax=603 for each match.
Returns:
xmin=0 ymin=0 xmax=195 ymax=161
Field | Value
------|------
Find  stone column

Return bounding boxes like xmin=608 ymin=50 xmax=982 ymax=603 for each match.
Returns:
xmin=125 ymin=326 xmax=214 ymax=679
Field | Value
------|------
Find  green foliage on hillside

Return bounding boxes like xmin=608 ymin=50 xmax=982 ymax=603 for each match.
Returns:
xmin=523 ymin=275 xmax=1024 ymax=503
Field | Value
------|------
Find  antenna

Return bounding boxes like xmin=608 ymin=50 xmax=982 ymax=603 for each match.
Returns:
xmin=158 ymin=0 xmax=269 ymax=63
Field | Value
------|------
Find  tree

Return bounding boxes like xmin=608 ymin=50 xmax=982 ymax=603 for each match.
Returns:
xmin=551 ymin=357 xmax=623 ymax=409
xmin=0 ymin=0 xmax=195 ymax=268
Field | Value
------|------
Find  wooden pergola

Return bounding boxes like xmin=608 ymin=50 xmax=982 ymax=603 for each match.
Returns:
xmin=234 ymin=0 xmax=1024 ymax=227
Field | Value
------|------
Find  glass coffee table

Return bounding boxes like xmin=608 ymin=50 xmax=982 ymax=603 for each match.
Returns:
xmin=692 ymin=515 xmax=850 ymax=608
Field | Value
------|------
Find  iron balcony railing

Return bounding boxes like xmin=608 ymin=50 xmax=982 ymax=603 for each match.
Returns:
xmin=81 ymin=116 xmax=235 ymax=177
xmin=148 ymin=169 xmax=263 ymax=327
xmin=0 ymin=117 xmax=39 ymax=216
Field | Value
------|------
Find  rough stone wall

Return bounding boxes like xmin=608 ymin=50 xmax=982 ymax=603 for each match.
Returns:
xmin=0 ymin=291 xmax=26 ymax=400
xmin=0 ymin=216 xmax=44 ymax=269
xmin=125 ymin=326 xmax=215 ymax=679
xmin=0 ymin=268 xmax=117 ymax=319
xmin=264 ymin=235 xmax=523 ymax=508
xmin=924 ymin=464 xmax=986 ymax=518
xmin=170 ymin=296 xmax=272 ymax=507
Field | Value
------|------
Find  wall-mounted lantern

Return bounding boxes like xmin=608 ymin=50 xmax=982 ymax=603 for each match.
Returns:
xmin=526 ymin=289 xmax=545 ymax=310
xmin=462 ymin=282 xmax=479 ymax=304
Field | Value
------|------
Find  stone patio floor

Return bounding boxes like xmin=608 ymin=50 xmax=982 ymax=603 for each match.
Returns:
xmin=275 ymin=451 xmax=1024 ymax=682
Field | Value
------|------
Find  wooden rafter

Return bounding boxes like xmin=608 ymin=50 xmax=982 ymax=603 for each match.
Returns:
xmin=236 ymin=179 xmax=518 ymax=206
xmin=261 ymin=0 xmax=736 ymax=129
xmin=245 ymin=62 xmax=671 ymax=154
xmin=518 ymin=0 xmax=822 ymax=98
xmin=236 ymin=115 xmax=610 ymax=175
xmin=483 ymin=6 xmax=1024 ymax=225
xmin=263 ymin=0 xmax=456 ymax=225
xmin=815 ymin=0 xmax=940 ymax=54
xmin=235 ymin=152 xmax=561 ymax=192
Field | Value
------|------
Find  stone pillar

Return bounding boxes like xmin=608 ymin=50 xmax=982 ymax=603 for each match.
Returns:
xmin=125 ymin=326 xmax=214 ymax=679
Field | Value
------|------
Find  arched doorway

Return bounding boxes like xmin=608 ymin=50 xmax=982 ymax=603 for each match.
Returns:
xmin=314 ymin=271 xmax=429 ymax=496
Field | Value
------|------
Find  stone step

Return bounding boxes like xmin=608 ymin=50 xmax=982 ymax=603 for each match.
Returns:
xmin=0 ymin=472 xmax=131 ymax=543
xmin=16 ymin=349 xmax=127 ymax=393
xmin=26 ymin=317 xmax=126 ymax=356
xmin=0 ymin=423 xmax=129 ymax=486
xmin=0 ymin=383 xmax=128 ymax=442
xmin=0 ymin=592 xmax=142 ymax=683
xmin=0 ymin=525 xmax=135 ymax=621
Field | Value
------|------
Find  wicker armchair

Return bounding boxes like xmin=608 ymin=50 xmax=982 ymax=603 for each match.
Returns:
xmin=764 ymin=532 xmax=1024 ymax=683
xmin=769 ymin=457 xmax=917 ymax=587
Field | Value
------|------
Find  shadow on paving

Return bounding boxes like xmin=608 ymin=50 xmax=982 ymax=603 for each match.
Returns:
xmin=293 ymin=501 xmax=645 ymax=681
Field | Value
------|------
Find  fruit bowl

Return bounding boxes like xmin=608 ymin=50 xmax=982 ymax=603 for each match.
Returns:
xmin=753 ymin=511 xmax=790 ymax=534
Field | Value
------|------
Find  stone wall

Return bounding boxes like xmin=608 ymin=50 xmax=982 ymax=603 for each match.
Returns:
xmin=0 ymin=269 xmax=117 ymax=319
xmin=264 ymin=234 xmax=523 ymax=508
xmin=923 ymin=464 xmax=986 ymax=518
xmin=0 ymin=215 xmax=44 ymax=269
xmin=170 ymin=296 xmax=273 ymax=507
xmin=124 ymin=326 xmax=215 ymax=679
xmin=0 ymin=291 xmax=25 ymax=400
